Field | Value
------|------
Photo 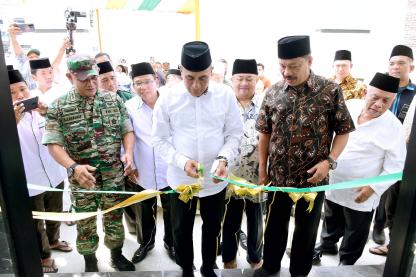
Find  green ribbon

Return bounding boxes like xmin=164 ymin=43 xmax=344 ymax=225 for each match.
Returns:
xmin=211 ymin=172 xmax=403 ymax=193
xmin=28 ymin=171 xmax=402 ymax=195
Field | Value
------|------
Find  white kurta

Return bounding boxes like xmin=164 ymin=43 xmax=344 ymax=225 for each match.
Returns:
xmin=125 ymin=95 xmax=168 ymax=190
xmin=17 ymin=111 xmax=67 ymax=196
xmin=326 ymin=99 xmax=406 ymax=212
xmin=152 ymin=81 xmax=244 ymax=197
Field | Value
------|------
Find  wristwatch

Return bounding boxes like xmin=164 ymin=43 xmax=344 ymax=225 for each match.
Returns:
xmin=216 ymin=156 xmax=228 ymax=167
xmin=67 ymin=163 xmax=79 ymax=178
xmin=327 ymin=156 xmax=337 ymax=170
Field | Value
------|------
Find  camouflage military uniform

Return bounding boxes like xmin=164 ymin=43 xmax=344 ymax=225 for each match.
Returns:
xmin=42 ymin=88 xmax=133 ymax=255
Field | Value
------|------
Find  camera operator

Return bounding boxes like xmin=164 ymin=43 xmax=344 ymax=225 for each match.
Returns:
xmin=7 ymin=24 xmax=71 ymax=90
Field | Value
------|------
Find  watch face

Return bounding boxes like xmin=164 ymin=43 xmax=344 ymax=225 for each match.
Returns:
xmin=67 ymin=167 xmax=73 ymax=177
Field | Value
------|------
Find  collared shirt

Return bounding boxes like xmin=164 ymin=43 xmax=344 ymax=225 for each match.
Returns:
xmin=331 ymin=74 xmax=366 ymax=100
xmin=232 ymin=93 xmax=264 ymax=184
xmin=389 ymin=81 xmax=416 ymax=123
xmin=17 ymin=111 xmax=67 ymax=196
xmin=152 ymin=81 xmax=243 ymax=197
xmin=256 ymin=71 xmax=355 ymax=188
xmin=326 ymin=99 xmax=406 ymax=212
xmin=125 ymin=96 xmax=168 ymax=190
xmin=31 ymin=85 xmax=67 ymax=106
xmin=42 ymin=89 xmax=133 ymax=172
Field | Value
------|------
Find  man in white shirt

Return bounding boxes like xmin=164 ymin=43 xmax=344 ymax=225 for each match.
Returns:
xmin=222 ymin=59 xmax=264 ymax=269
xmin=29 ymin=58 xmax=67 ymax=105
xmin=125 ymin=62 xmax=175 ymax=264
xmin=8 ymin=69 xmax=71 ymax=273
xmin=152 ymin=41 xmax=243 ymax=277
xmin=315 ymin=72 xmax=406 ymax=265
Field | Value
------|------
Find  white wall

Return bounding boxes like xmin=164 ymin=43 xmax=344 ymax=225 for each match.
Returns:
xmin=1 ymin=0 xmax=412 ymax=82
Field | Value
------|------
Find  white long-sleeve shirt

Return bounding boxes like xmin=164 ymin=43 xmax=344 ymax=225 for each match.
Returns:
xmin=17 ymin=111 xmax=67 ymax=196
xmin=152 ymin=81 xmax=244 ymax=197
xmin=31 ymin=85 xmax=68 ymax=106
xmin=125 ymin=95 xmax=168 ymax=190
xmin=326 ymin=99 xmax=406 ymax=212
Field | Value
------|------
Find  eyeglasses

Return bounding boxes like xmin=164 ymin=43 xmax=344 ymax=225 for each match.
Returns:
xmin=133 ymin=79 xmax=154 ymax=87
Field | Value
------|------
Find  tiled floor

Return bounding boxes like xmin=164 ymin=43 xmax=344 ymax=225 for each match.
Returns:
xmin=47 ymin=207 xmax=388 ymax=275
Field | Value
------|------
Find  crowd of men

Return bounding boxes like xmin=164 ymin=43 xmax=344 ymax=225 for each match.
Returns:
xmin=5 ymin=23 xmax=415 ymax=277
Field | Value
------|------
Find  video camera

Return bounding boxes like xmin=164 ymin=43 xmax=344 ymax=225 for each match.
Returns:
xmin=64 ymin=9 xmax=86 ymax=55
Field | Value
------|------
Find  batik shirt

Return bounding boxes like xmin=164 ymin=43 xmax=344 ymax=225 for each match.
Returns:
xmin=256 ymin=72 xmax=355 ymax=188
xmin=331 ymin=74 xmax=366 ymax=100
xmin=233 ymin=93 xmax=264 ymax=184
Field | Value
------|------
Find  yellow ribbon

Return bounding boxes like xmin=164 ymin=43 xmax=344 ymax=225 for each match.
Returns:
xmin=288 ymin=192 xmax=318 ymax=213
xmin=175 ymin=183 xmax=202 ymax=203
xmin=32 ymin=189 xmax=160 ymax=221
xmin=228 ymin=174 xmax=263 ymax=197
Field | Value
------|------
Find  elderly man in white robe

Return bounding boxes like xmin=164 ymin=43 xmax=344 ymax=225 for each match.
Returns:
xmin=314 ymin=72 xmax=406 ymax=265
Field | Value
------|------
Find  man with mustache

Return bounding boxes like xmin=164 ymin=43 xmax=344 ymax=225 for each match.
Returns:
xmin=254 ymin=35 xmax=355 ymax=277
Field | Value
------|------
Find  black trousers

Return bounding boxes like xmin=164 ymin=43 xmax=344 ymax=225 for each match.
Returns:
xmin=171 ymin=188 xmax=226 ymax=270
xmin=320 ymin=199 xmax=374 ymax=264
xmin=222 ymin=197 xmax=263 ymax=263
xmin=124 ymin=180 xmax=174 ymax=248
xmin=373 ymin=181 xmax=400 ymax=237
xmin=31 ymin=181 xmax=64 ymax=259
xmin=263 ymin=191 xmax=324 ymax=276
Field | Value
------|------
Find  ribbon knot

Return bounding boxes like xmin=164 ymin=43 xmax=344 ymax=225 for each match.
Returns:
xmin=288 ymin=192 xmax=317 ymax=213
xmin=175 ymin=183 xmax=202 ymax=203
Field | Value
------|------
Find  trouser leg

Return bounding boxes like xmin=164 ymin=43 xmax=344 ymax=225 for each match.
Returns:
xmin=170 ymin=193 xmax=197 ymax=269
xmin=222 ymin=196 xmax=244 ymax=263
xmin=319 ymin=199 xmax=345 ymax=247
xmin=289 ymin=192 xmax=325 ymax=276
xmin=339 ymin=206 xmax=374 ymax=264
xmin=44 ymin=182 xmax=64 ymax=244
xmin=199 ymin=188 xmax=226 ymax=269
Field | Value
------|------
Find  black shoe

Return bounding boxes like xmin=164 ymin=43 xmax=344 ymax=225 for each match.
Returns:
xmin=372 ymin=228 xmax=386 ymax=245
xmin=200 ymin=265 xmax=217 ymax=277
xmin=253 ymin=267 xmax=277 ymax=277
xmin=131 ymin=244 xmax=155 ymax=264
xmin=183 ymin=267 xmax=195 ymax=277
xmin=338 ymin=260 xmax=351 ymax=266
xmin=312 ymin=250 xmax=322 ymax=265
xmin=238 ymin=230 xmax=248 ymax=250
xmin=315 ymin=243 xmax=338 ymax=254
xmin=84 ymin=254 xmax=98 ymax=272
xmin=164 ymin=242 xmax=176 ymax=261
xmin=111 ymin=248 xmax=135 ymax=271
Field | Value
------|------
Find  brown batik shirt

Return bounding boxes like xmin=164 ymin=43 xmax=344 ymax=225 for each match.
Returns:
xmin=255 ymin=71 xmax=355 ymax=188
xmin=331 ymin=74 xmax=367 ymax=100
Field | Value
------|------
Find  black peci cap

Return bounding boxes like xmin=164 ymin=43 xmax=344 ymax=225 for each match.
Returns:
xmin=181 ymin=41 xmax=212 ymax=72
xmin=97 ymin=61 xmax=114 ymax=75
xmin=29 ymin=58 xmax=51 ymax=70
xmin=334 ymin=50 xmax=352 ymax=61
xmin=278 ymin=35 xmax=311 ymax=59
xmin=369 ymin=72 xmax=400 ymax=93
xmin=232 ymin=59 xmax=258 ymax=75
xmin=390 ymin=45 xmax=413 ymax=60
xmin=8 ymin=69 xmax=25 ymax=84
xmin=131 ymin=62 xmax=155 ymax=78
